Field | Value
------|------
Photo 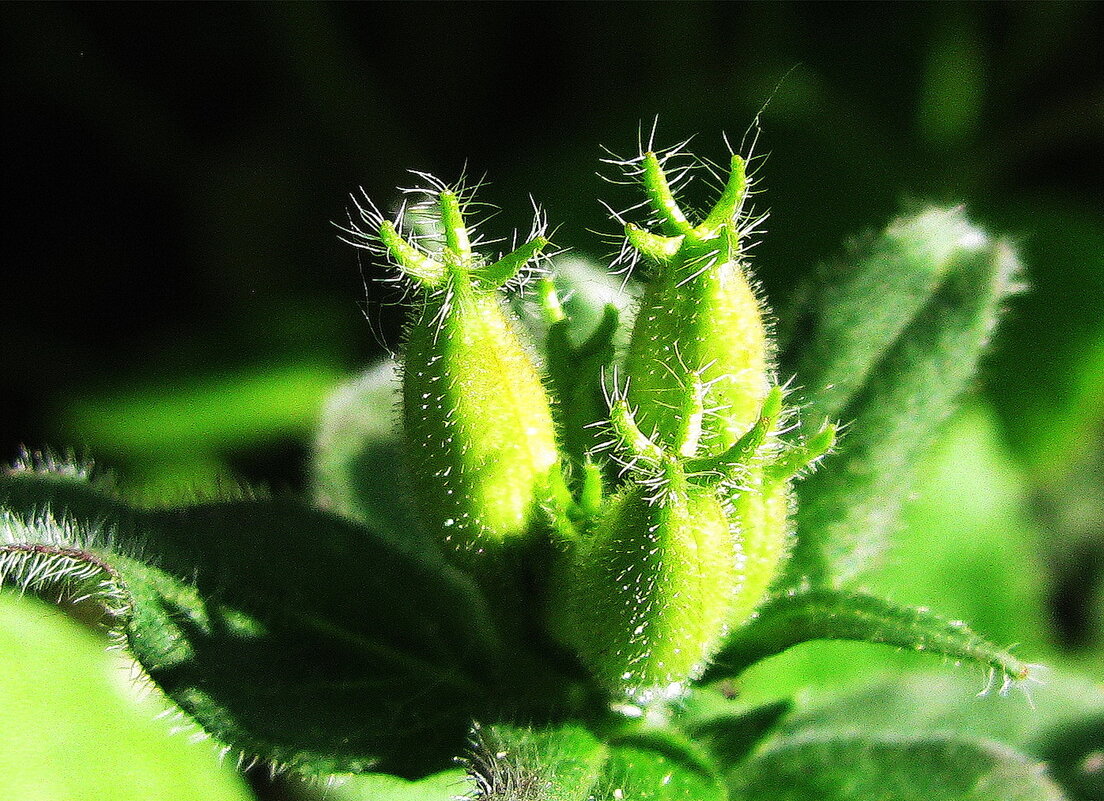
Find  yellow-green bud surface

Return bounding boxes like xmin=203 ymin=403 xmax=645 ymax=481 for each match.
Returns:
xmin=403 ymin=279 xmax=560 ymax=559
xmin=553 ymin=462 xmax=741 ymax=703
xmin=371 ymin=189 xmax=561 ymax=562
xmin=623 ymin=153 xmax=770 ymax=457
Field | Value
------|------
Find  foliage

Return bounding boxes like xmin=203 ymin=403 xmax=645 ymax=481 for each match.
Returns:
xmin=1 ymin=135 xmax=1096 ymax=801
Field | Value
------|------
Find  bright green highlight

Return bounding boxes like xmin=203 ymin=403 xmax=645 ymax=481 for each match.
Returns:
xmin=0 ymin=590 xmax=251 ymax=801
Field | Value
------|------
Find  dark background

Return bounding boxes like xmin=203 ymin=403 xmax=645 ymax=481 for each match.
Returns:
xmin=2 ymin=3 xmax=1103 ymax=614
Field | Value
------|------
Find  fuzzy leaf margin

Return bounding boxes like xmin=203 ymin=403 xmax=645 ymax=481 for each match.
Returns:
xmin=0 ymin=466 xmax=508 ymax=777
xmin=702 ymin=590 xmax=1030 ymax=687
xmin=784 ymin=208 xmax=1023 ymax=587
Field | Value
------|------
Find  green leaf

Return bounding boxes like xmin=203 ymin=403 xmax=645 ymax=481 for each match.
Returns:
xmin=702 ymin=590 xmax=1029 ymax=685
xmin=786 ymin=209 xmax=1021 ymax=586
xmin=285 ymin=769 xmax=471 ymax=801
xmin=0 ymin=467 xmax=509 ymax=777
xmin=467 ymin=723 xmax=727 ymax=801
xmin=779 ymin=670 xmax=1104 ymax=751
xmin=61 ymin=362 xmax=344 ymax=459
xmin=467 ymin=723 xmax=609 ymax=801
xmin=730 ymin=735 xmax=1065 ymax=801
xmin=310 ymin=360 xmax=426 ymax=549
xmin=596 ymin=744 xmax=727 ymax=801
xmin=0 ymin=589 xmax=254 ymax=801
xmin=864 ymin=403 xmax=1051 ymax=654
xmin=1036 ymin=716 xmax=1104 ymax=801
xmin=683 ymin=701 xmax=792 ymax=770
xmin=776 ymin=670 xmax=1104 ymax=801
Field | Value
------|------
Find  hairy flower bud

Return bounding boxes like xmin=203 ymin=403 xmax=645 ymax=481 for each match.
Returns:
xmin=621 ymin=150 xmax=770 ymax=457
xmin=351 ymin=185 xmax=561 ymax=564
xmin=553 ymin=458 xmax=741 ymax=703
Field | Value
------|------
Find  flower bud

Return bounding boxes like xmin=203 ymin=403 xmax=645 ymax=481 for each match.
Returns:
xmin=550 ymin=398 xmax=742 ymax=702
xmin=553 ymin=461 xmax=741 ymax=703
xmin=353 ymin=186 xmax=561 ymax=563
xmin=622 ymin=151 xmax=770 ymax=457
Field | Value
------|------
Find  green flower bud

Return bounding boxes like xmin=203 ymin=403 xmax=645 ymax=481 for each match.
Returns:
xmin=551 ymin=399 xmax=741 ymax=702
xmin=687 ymin=388 xmax=836 ymax=626
xmin=350 ymin=185 xmax=561 ymax=563
xmin=621 ymin=150 xmax=770 ymax=457
xmin=551 ymin=378 xmax=836 ymax=702
xmin=555 ymin=464 xmax=740 ymax=703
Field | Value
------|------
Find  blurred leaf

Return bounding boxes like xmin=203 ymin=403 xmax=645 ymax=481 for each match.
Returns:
xmin=310 ymin=360 xmax=426 ymax=548
xmin=683 ymin=700 xmax=792 ymax=770
xmin=0 ymin=467 xmax=510 ymax=777
xmin=786 ymin=209 xmax=1022 ymax=587
xmin=984 ymin=201 xmax=1104 ymax=476
xmin=917 ymin=9 xmax=986 ymax=148
xmin=597 ymin=744 xmax=727 ymax=801
xmin=61 ymin=362 xmax=344 ymax=458
xmin=703 ymin=590 xmax=1028 ymax=685
xmin=730 ymin=735 xmax=1065 ymax=801
xmin=779 ymin=670 xmax=1104 ymax=752
xmin=1036 ymin=716 xmax=1104 ymax=801
xmin=777 ymin=669 xmax=1104 ymax=801
xmin=863 ymin=403 xmax=1051 ymax=653
xmin=0 ymin=589 xmax=253 ymax=801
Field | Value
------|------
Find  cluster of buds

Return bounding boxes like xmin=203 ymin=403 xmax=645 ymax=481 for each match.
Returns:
xmin=350 ymin=145 xmax=834 ymax=705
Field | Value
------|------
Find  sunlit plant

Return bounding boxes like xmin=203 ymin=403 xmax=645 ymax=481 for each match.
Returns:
xmin=2 ymin=133 xmax=1071 ymax=800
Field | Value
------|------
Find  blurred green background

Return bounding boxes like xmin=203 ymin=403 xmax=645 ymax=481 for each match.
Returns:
xmin=2 ymin=3 xmax=1103 ymax=799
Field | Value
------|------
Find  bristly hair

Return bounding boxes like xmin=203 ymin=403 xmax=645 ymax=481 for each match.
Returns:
xmin=338 ymin=172 xmax=556 ymax=305
xmin=597 ymin=121 xmax=770 ymax=280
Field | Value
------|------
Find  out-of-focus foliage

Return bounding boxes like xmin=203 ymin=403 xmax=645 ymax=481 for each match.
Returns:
xmin=1 ymin=3 xmax=1101 ymax=800
xmin=0 ymin=590 xmax=252 ymax=801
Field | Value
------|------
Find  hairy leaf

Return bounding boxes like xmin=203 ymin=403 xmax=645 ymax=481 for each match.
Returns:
xmin=702 ymin=590 xmax=1029 ymax=685
xmin=786 ymin=210 xmax=1022 ymax=586
xmin=730 ymin=735 xmax=1065 ymax=801
xmin=468 ymin=723 xmax=727 ymax=801
xmin=0 ymin=467 xmax=510 ymax=777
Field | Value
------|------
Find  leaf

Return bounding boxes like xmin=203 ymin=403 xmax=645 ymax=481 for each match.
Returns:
xmin=864 ymin=403 xmax=1051 ymax=653
xmin=468 ymin=723 xmax=727 ymax=801
xmin=596 ymin=744 xmax=727 ymax=801
xmin=0 ymin=589 xmax=254 ymax=801
xmin=702 ymin=590 xmax=1029 ymax=685
xmin=0 ymin=466 xmax=514 ymax=777
xmin=786 ymin=209 xmax=1022 ymax=587
xmin=310 ymin=360 xmax=426 ymax=548
xmin=683 ymin=701 xmax=792 ymax=770
xmin=287 ymin=769 xmax=472 ymax=801
xmin=729 ymin=735 xmax=1066 ymax=801
xmin=467 ymin=723 xmax=609 ymax=801
xmin=1036 ymin=716 xmax=1104 ymax=801
xmin=775 ymin=670 xmax=1104 ymax=801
